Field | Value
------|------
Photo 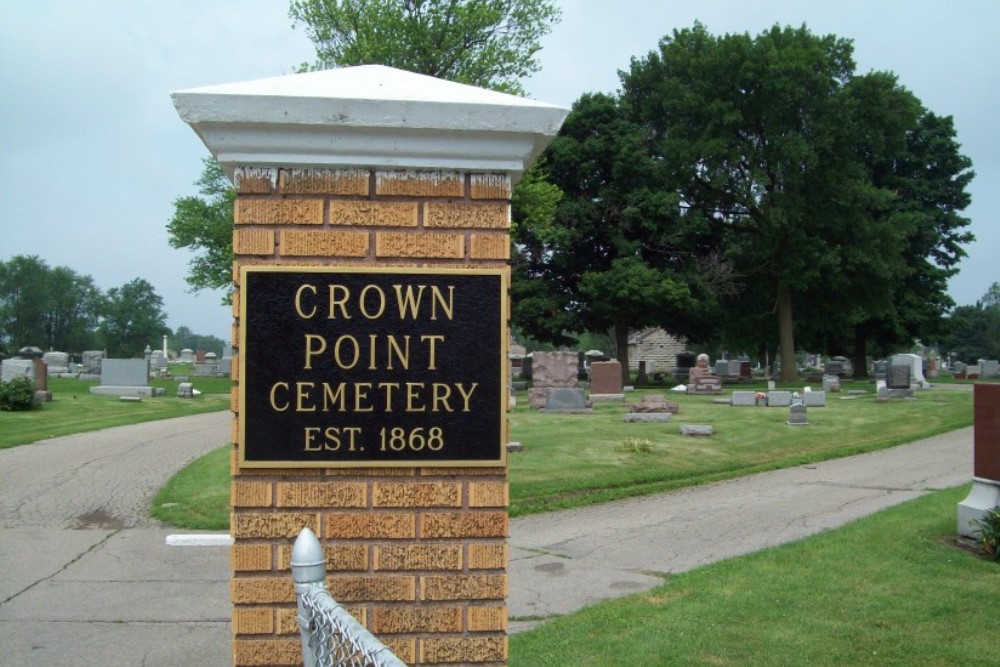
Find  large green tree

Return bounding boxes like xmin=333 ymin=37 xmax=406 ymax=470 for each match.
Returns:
xmin=170 ymin=0 xmax=561 ymax=299
xmin=289 ymin=0 xmax=560 ymax=94
xmin=0 ymin=256 xmax=104 ymax=353
xmin=98 ymin=278 xmax=168 ymax=358
xmin=167 ymin=158 xmax=236 ymax=303
xmin=621 ymin=23 xmax=973 ymax=381
xmin=512 ymin=93 xmax=710 ymax=383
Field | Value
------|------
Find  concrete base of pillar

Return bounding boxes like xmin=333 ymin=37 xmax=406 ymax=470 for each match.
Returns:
xmin=957 ymin=477 xmax=1000 ymax=538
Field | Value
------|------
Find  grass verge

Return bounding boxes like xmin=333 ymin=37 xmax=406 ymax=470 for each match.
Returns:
xmin=150 ymin=445 xmax=232 ymax=529
xmin=510 ymin=485 xmax=1000 ymax=666
xmin=0 ymin=368 xmax=231 ymax=449
xmin=152 ymin=385 xmax=972 ymax=530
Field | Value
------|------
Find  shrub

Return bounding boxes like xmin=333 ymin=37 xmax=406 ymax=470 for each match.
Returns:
xmin=971 ymin=505 xmax=1000 ymax=561
xmin=617 ymin=436 xmax=654 ymax=454
xmin=0 ymin=376 xmax=37 ymax=411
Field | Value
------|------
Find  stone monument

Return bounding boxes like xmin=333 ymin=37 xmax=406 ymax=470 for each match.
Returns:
xmin=958 ymin=384 xmax=1000 ymax=539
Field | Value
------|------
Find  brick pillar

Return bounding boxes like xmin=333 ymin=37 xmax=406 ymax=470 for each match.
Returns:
xmin=174 ymin=64 xmax=565 ymax=666
xmin=228 ymin=168 xmax=511 ymax=665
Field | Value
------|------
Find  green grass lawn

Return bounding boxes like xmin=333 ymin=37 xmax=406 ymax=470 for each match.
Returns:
xmin=510 ymin=485 xmax=1000 ymax=666
xmin=0 ymin=365 xmax=231 ymax=449
xmin=149 ymin=384 xmax=973 ymax=530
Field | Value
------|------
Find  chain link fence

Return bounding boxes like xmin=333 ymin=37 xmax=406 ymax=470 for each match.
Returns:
xmin=292 ymin=527 xmax=407 ymax=667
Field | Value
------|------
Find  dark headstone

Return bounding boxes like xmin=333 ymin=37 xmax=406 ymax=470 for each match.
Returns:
xmin=886 ymin=362 xmax=910 ymax=389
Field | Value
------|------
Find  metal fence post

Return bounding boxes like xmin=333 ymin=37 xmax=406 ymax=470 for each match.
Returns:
xmin=291 ymin=527 xmax=327 ymax=667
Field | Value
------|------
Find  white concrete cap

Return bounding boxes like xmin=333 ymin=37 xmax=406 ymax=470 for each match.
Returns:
xmin=172 ymin=65 xmax=568 ymax=181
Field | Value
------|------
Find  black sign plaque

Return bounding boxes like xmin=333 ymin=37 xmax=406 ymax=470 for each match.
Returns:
xmin=238 ymin=267 xmax=507 ymax=467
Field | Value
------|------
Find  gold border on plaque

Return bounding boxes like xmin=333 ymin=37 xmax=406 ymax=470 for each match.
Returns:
xmin=237 ymin=265 xmax=508 ymax=468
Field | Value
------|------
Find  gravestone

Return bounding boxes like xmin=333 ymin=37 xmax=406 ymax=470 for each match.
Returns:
xmin=521 ymin=355 xmax=533 ymax=381
xmin=590 ymin=360 xmax=624 ymax=400
xmin=1 ymin=358 xmax=34 ymax=383
xmin=680 ymin=424 xmax=713 ymax=436
xmin=966 ymin=364 xmax=981 ymax=378
xmin=149 ymin=350 xmax=166 ymax=369
xmin=875 ymin=380 xmax=891 ymax=403
xmin=767 ymin=390 xmax=792 ymax=407
xmin=636 ymin=360 xmax=649 ymax=385
xmin=89 ymin=359 xmax=162 ymax=397
xmin=689 ymin=376 xmax=723 ymax=395
xmin=980 ymin=359 xmax=999 ymax=378
xmin=625 ymin=412 xmax=672 ymax=423
xmin=179 ymin=348 xmax=195 ymax=363
xmin=822 ymin=375 xmax=841 ymax=392
xmin=872 ymin=359 xmax=888 ymax=380
xmin=673 ymin=351 xmax=695 ymax=381
xmin=957 ymin=384 xmax=1000 ymax=537
xmin=544 ymin=387 xmax=590 ymax=412
xmin=890 ymin=353 xmax=930 ymax=389
xmin=81 ymin=350 xmax=103 ymax=377
xmin=803 ymin=390 xmax=827 ymax=407
xmin=194 ymin=363 xmax=217 ymax=377
xmin=177 ymin=382 xmax=194 ymax=398
xmin=886 ymin=360 xmax=911 ymax=389
xmin=787 ymin=401 xmax=808 ymax=425
xmin=727 ymin=359 xmax=742 ymax=377
xmin=529 ymin=351 xmax=580 ymax=409
xmin=626 ymin=395 xmax=679 ymax=414
xmin=739 ymin=361 xmax=752 ymax=380
xmin=732 ymin=391 xmax=756 ymax=407
xmin=953 ymin=361 xmax=967 ymax=375
xmin=43 ymin=351 xmax=70 ymax=376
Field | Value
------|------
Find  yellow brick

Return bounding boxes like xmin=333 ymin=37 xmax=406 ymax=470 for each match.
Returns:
xmin=232 ymin=481 xmax=272 ymax=507
xmin=468 ymin=605 xmax=507 ymax=632
xmin=370 ymin=606 xmax=462 ymax=634
xmin=230 ymin=418 xmax=239 ymax=445
xmin=468 ymin=543 xmax=507 ymax=570
xmin=275 ymin=606 xmax=366 ymax=634
xmin=470 ymin=233 xmax=511 ymax=260
xmin=385 ymin=638 xmax=416 ymax=664
xmin=375 ymin=170 xmax=463 ymax=197
xmin=374 ymin=544 xmax=463 ymax=571
xmin=234 ymin=168 xmax=275 ymax=194
xmin=375 ymin=232 xmax=464 ymax=259
xmin=327 ymin=574 xmax=416 ymax=602
xmin=275 ymin=482 xmax=367 ymax=508
xmin=278 ymin=168 xmax=369 ymax=195
xmin=328 ymin=200 xmax=418 ymax=227
xmin=420 ymin=511 xmax=507 ymax=538
xmin=276 ymin=544 xmax=368 ymax=571
xmin=373 ymin=482 xmax=461 ymax=508
xmin=231 ymin=576 xmax=295 ymax=604
xmin=279 ymin=230 xmax=369 ymax=257
xmin=231 ymin=512 xmax=319 ymax=539
xmin=425 ymin=202 xmax=509 ymax=229
xmin=421 ymin=574 xmax=507 ymax=601
xmin=234 ymin=198 xmax=323 ymax=225
xmin=467 ymin=481 xmax=508 ymax=508
xmin=233 ymin=607 xmax=274 ymax=635
xmin=231 ymin=356 xmax=239 ymax=381
xmin=233 ymin=229 xmax=275 ymax=256
xmin=324 ymin=512 xmax=416 ymax=539
xmin=470 ymin=173 xmax=511 ymax=200
xmin=420 ymin=636 xmax=507 ymax=663
xmin=232 ymin=639 xmax=301 ymax=666
xmin=231 ymin=544 xmax=272 ymax=572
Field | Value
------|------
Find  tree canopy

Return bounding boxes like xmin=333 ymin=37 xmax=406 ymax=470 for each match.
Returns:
xmin=289 ymin=0 xmax=561 ymax=94
xmin=97 ymin=278 xmax=169 ymax=358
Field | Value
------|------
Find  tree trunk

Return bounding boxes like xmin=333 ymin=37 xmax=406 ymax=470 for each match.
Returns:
xmin=614 ymin=320 xmax=631 ymax=386
xmin=777 ymin=282 xmax=798 ymax=382
xmin=852 ymin=326 xmax=870 ymax=379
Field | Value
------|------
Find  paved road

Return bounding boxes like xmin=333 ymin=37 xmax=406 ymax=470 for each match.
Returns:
xmin=0 ymin=404 xmax=976 ymax=665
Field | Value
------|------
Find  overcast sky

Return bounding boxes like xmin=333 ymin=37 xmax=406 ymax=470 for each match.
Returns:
xmin=1 ymin=0 xmax=996 ymax=341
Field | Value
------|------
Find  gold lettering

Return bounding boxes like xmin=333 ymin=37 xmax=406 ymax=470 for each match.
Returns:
xmin=393 ymin=284 xmax=425 ymax=320
xmin=387 ymin=335 xmax=410 ymax=370
xmin=296 ymin=382 xmax=316 ymax=412
xmin=432 ymin=383 xmax=453 ymax=412
xmin=421 ymin=335 xmax=444 ymax=370
xmin=379 ymin=382 xmax=400 ymax=411
xmin=322 ymin=383 xmax=346 ymax=412
xmin=333 ymin=335 xmax=360 ymax=369
xmin=294 ymin=284 xmax=317 ymax=319
xmin=359 ymin=284 xmax=386 ymax=319
xmin=327 ymin=284 xmax=351 ymax=319
xmin=303 ymin=334 xmax=327 ymax=370
xmin=269 ymin=382 xmax=290 ymax=411
xmin=406 ymin=382 xmax=426 ymax=412
xmin=455 ymin=382 xmax=478 ymax=411
xmin=430 ymin=285 xmax=454 ymax=320
xmin=354 ymin=382 xmax=374 ymax=412
xmin=304 ymin=426 xmax=322 ymax=451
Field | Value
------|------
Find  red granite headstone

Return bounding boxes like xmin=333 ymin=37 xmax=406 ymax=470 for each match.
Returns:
xmin=974 ymin=383 xmax=1000 ymax=481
